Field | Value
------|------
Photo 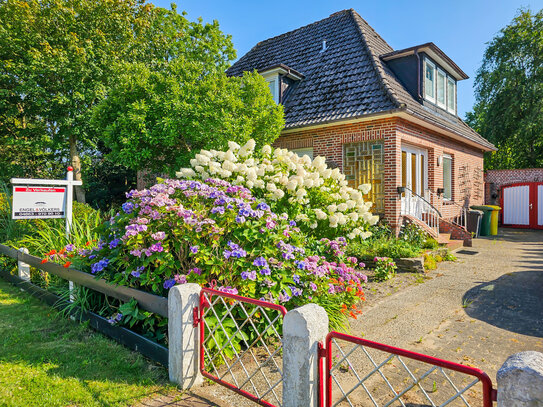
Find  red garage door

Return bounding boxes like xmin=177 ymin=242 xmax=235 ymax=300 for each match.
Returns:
xmin=502 ymin=182 xmax=543 ymax=229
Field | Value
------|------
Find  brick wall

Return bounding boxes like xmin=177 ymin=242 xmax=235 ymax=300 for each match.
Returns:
xmin=275 ymin=117 xmax=485 ymax=231
xmin=395 ymin=119 xmax=485 ymax=208
xmin=274 ymin=118 xmax=397 ymax=170
xmin=484 ymin=168 xmax=543 ymax=204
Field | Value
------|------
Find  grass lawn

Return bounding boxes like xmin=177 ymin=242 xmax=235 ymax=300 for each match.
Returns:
xmin=0 ymin=278 xmax=177 ymax=407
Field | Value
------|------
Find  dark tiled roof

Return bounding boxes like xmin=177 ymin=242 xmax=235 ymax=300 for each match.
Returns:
xmin=227 ymin=9 xmax=495 ymax=150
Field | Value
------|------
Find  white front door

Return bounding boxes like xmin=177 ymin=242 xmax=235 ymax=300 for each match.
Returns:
xmin=401 ymin=145 xmax=428 ymax=215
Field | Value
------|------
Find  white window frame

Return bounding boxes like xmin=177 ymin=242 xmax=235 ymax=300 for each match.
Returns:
xmin=424 ymin=58 xmax=436 ymax=103
xmin=263 ymin=73 xmax=280 ymax=104
xmin=446 ymin=77 xmax=456 ymax=114
xmin=442 ymin=154 xmax=453 ymax=201
xmin=436 ymin=68 xmax=447 ymax=109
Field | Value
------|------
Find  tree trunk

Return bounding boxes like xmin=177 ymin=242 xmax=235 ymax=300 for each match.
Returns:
xmin=69 ymin=135 xmax=86 ymax=203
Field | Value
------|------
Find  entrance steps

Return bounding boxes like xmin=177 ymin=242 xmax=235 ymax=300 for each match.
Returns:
xmin=402 ymin=215 xmax=469 ymax=249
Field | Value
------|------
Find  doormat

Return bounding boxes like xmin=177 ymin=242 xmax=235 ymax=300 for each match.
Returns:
xmin=456 ymin=250 xmax=479 ymax=256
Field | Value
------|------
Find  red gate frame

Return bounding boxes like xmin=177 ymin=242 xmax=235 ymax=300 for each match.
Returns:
xmin=197 ymin=287 xmax=287 ymax=407
xmin=321 ymin=331 xmax=497 ymax=407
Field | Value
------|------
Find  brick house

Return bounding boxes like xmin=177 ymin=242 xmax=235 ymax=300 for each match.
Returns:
xmin=227 ymin=9 xmax=495 ymax=243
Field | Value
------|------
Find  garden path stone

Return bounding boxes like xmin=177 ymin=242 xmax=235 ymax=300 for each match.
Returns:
xmin=160 ymin=228 xmax=543 ymax=406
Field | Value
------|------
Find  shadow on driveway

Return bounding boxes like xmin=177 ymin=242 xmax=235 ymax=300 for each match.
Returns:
xmin=463 ymin=269 xmax=543 ymax=338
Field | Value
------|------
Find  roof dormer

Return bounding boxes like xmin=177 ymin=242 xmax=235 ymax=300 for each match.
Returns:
xmin=381 ymin=43 xmax=467 ymax=116
xmin=259 ymin=64 xmax=304 ymax=104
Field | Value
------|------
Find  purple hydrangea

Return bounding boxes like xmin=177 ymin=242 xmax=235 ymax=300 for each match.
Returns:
xmin=253 ymin=257 xmax=268 ymax=268
xmin=293 ymin=274 xmax=300 ymax=284
xmin=216 ymin=286 xmax=238 ymax=295
xmin=257 ymin=202 xmax=270 ymax=211
xmin=241 ymin=270 xmax=257 ymax=281
xmin=290 ymin=286 xmax=303 ymax=297
xmin=174 ymin=274 xmax=187 ymax=284
xmin=150 ymin=243 xmax=164 ymax=253
xmin=151 ymin=231 xmax=166 ymax=241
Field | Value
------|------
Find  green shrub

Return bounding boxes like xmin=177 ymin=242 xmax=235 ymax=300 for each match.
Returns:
xmin=373 ymin=257 xmax=397 ymax=281
xmin=347 ymin=238 xmax=422 ymax=260
xmin=424 ymin=254 xmax=437 ymax=270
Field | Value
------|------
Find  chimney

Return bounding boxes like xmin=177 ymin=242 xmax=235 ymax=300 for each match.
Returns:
xmin=321 ymin=40 xmax=327 ymax=52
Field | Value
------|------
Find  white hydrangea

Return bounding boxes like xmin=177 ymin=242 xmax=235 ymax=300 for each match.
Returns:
xmin=176 ymin=139 xmax=376 ymax=239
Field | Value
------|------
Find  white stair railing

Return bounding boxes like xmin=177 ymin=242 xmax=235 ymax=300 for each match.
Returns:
xmin=401 ymin=187 xmax=441 ymax=238
xmin=426 ymin=190 xmax=467 ymax=230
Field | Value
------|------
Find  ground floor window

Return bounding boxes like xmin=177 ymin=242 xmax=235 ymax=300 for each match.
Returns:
xmin=291 ymin=147 xmax=314 ymax=160
xmin=343 ymin=141 xmax=385 ymax=212
xmin=443 ymin=154 xmax=452 ymax=200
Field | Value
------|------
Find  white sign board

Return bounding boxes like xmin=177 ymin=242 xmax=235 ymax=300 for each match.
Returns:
xmin=12 ymin=186 xmax=67 ymax=219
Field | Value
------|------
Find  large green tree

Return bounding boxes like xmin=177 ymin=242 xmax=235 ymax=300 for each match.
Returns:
xmin=466 ymin=8 xmax=543 ymax=169
xmin=0 ymin=0 xmax=148 ymax=199
xmin=0 ymin=1 xmax=283 ymax=198
xmin=92 ymin=62 xmax=284 ymax=174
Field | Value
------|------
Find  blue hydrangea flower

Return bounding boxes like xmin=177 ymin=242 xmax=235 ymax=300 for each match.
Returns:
xmin=163 ymin=279 xmax=176 ymax=289
xmin=109 ymin=238 xmax=121 ymax=249
xmin=121 ymin=202 xmax=134 ymax=214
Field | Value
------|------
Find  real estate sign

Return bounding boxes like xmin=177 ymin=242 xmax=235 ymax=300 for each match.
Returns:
xmin=12 ymin=186 xmax=67 ymax=219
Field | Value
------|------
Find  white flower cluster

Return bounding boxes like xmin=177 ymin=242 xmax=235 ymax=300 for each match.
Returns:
xmin=176 ymin=139 xmax=379 ymax=239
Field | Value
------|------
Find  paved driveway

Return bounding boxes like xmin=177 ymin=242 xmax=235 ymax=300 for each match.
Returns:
xmin=351 ymin=228 xmax=543 ymax=381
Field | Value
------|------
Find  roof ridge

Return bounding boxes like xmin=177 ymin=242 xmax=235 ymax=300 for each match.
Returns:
xmin=347 ymin=9 xmax=402 ymax=109
xmin=252 ymin=9 xmax=351 ymax=49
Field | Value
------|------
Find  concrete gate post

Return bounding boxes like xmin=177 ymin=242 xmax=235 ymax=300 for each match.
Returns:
xmin=497 ymin=351 xmax=543 ymax=407
xmin=18 ymin=247 xmax=30 ymax=281
xmin=168 ymin=283 xmax=203 ymax=389
xmin=282 ymin=303 xmax=328 ymax=407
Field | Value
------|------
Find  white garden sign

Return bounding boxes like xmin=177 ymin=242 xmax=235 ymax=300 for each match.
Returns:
xmin=11 ymin=167 xmax=82 ymax=237
xmin=11 ymin=167 xmax=82 ymax=292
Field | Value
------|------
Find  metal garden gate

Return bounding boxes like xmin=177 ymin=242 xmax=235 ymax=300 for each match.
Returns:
xmin=195 ymin=288 xmax=287 ymax=407
xmin=319 ymin=331 xmax=496 ymax=407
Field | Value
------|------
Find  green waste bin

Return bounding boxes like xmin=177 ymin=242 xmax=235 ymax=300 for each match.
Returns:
xmin=470 ymin=205 xmax=493 ymax=236
xmin=487 ymin=205 xmax=501 ymax=235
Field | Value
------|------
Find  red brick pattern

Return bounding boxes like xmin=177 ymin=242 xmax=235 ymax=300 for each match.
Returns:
xmin=274 ymin=117 xmax=485 ymax=232
xmin=484 ymin=168 xmax=543 ymax=204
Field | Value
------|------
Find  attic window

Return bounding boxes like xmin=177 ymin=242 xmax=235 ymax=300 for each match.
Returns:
xmin=266 ymin=76 xmax=279 ymax=103
xmin=424 ymin=59 xmax=436 ymax=102
xmin=423 ymin=56 xmax=456 ymax=114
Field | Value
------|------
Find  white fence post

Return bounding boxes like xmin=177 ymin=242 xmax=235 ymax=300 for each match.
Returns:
xmin=283 ymin=303 xmax=328 ymax=407
xmin=497 ymin=351 xmax=543 ymax=406
xmin=168 ymin=283 xmax=203 ymax=389
xmin=17 ymin=247 xmax=30 ymax=281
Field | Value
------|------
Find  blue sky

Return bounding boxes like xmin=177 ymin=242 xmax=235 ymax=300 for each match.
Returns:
xmin=154 ymin=0 xmax=543 ymax=118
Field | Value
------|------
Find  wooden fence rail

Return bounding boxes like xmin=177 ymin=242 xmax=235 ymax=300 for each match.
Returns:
xmin=0 ymin=244 xmax=168 ymax=317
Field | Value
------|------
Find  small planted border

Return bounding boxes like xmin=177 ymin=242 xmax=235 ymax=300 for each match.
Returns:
xmin=0 ymin=244 xmax=169 ymax=366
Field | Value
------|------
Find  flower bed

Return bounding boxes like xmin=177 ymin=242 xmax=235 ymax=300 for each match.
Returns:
xmin=57 ymin=178 xmax=368 ymax=340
